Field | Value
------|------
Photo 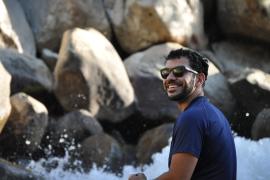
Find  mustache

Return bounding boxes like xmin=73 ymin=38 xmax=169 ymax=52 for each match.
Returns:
xmin=166 ymin=79 xmax=182 ymax=85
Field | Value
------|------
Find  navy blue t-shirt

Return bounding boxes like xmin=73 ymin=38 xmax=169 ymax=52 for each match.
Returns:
xmin=168 ymin=96 xmax=236 ymax=180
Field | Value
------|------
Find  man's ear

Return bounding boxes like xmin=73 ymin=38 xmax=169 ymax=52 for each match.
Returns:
xmin=196 ymin=73 xmax=206 ymax=87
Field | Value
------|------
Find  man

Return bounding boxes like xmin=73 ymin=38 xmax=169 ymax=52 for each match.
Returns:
xmin=129 ymin=48 xmax=237 ymax=180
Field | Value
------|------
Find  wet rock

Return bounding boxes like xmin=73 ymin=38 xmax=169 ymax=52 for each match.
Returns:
xmin=252 ymin=108 xmax=270 ymax=140
xmin=79 ymin=133 xmax=124 ymax=172
xmin=136 ymin=123 xmax=173 ymax=165
xmin=48 ymin=109 xmax=103 ymax=148
xmin=0 ymin=93 xmax=48 ymax=157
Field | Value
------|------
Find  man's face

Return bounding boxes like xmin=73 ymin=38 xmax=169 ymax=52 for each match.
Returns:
xmin=162 ymin=57 xmax=197 ymax=102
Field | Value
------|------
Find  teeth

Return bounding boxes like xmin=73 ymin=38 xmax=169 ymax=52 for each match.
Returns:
xmin=168 ymin=85 xmax=177 ymax=88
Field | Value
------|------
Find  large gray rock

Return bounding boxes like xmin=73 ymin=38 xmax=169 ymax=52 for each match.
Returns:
xmin=105 ymin=0 xmax=207 ymax=53
xmin=79 ymin=133 xmax=124 ymax=172
xmin=0 ymin=48 xmax=53 ymax=94
xmin=18 ymin=0 xmax=111 ymax=51
xmin=212 ymin=40 xmax=270 ymax=75
xmin=0 ymin=0 xmax=36 ymax=56
xmin=54 ymin=28 xmax=135 ymax=122
xmin=0 ymin=93 xmax=48 ymax=156
xmin=252 ymin=108 xmax=270 ymax=140
xmin=124 ymin=43 xmax=181 ymax=121
xmin=136 ymin=123 xmax=173 ymax=165
xmin=0 ymin=62 xmax=11 ymax=133
xmin=218 ymin=0 xmax=270 ymax=44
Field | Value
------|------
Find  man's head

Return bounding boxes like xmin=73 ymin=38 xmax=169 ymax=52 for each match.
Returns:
xmin=164 ymin=48 xmax=209 ymax=81
xmin=161 ymin=48 xmax=209 ymax=102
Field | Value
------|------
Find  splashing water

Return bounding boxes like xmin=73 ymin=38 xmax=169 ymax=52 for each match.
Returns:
xmin=27 ymin=137 xmax=270 ymax=180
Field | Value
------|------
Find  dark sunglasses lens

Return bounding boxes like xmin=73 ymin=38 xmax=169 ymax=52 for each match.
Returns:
xmin=160 ymin=69 xmax=170 ymax=79
xmin=172 ymin=67 xmax=185 ymax=77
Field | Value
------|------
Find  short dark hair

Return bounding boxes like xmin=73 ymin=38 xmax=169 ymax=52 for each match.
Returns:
xmin=165 ymin=48 xmax=209 ymax=80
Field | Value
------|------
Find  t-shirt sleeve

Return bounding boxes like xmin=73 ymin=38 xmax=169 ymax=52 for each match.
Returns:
xmin=171 ymin=111 xmax=206 ymax=158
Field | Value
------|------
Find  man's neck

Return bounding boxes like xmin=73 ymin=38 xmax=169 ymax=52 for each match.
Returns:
xmin=178 ymin=90 xmax=204 ymax=111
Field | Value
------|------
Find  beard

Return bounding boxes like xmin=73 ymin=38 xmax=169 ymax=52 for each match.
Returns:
xmin=168 ymin=76 xmax=195 ymax=102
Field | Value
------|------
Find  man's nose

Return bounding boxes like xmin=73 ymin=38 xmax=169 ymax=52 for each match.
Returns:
xmin=166 ymin=71 xmax=176 ymax=79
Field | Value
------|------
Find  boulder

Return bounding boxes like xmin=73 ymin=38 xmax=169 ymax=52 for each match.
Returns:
xmin=212 ymin=40 xmax=270 ymax=75
xmin=0 ymin=0 xmax=36 ymax=55
xmin=0 ymin=48 xmax=53 ymax=94
xmin=48 ymin=109 xmax=103 ymax=148
xmin=0 ymin=62 xmax=11 ymax=133
xmin=252 ymin=108 xmax=270 ymax=140
xmin=136 ymin=123 xmax=173 ymax=165
xmin=105 ymin=0 xmax=207 ymax=53
xmin=54 ymin=28 xmax=135 ymax=122
xmin=0 ymin=93 xmax=48 ymax=156
xmin=79 ymin=133 xmax=124 ymax=172
xmin=218 ymin=0 xmax=270 ymax=44
xmin=124 ymin=43 xmax=182 ymax=121
xmin=18 ymin=0 xmax=111 ymax=51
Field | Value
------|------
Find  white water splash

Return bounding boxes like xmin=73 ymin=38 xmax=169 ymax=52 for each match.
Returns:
xmin=27 ymin=137 xmax=270 ymax=180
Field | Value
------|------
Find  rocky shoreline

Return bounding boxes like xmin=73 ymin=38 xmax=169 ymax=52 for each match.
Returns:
xmin=0 ymin=0 xmax=270 ymax=178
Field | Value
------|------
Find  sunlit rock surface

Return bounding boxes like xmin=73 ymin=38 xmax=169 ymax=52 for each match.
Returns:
xmin=54 ymin=28 xmax=135 ymax=122
xmin=106 ymin=0 xmax=207 ymax=53
xmin=0 ymin=62 xmax=11 ymax=133
xmin=0 ymin=0 xmax=36 ymax=55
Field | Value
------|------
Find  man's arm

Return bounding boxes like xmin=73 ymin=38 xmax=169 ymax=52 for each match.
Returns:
xmin=154 ymin=152 xmax=198 ymax=180
xmin=128 ymin=152 xmax=198 ymax=180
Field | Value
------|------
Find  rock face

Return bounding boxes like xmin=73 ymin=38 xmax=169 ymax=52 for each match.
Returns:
xmin=54 ymin=28 xmax=135 ymax=122
xmin=18 ymin=0 xmax=111 ymax=51
xmin=252 ymin=108 xmax=270 ymax=140
xmin=218 ymin=0 xmax=270 ymax=43
xmin=79 ymin=133 xmax=123 ymax=172
xmin=136 ymin=123 xmax=173 ymax=165
xmin=0 ymin=0 xmax=36 ymax=55
xmin=124 ymin=43 xmax=181 ymax=121
xmin=0 ymin=62 xmax=11 ymax=133
xmin=0 ymin=93 xmax=48 ymax=156
xmin=0 ymin=49 xmax=53 ymax=94
xmin=106 ymin=0 xmax=207 ymax=53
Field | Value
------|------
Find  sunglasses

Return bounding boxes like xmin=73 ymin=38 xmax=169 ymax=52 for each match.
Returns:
xmin=160 ymin=66 xmax=198 ymax=79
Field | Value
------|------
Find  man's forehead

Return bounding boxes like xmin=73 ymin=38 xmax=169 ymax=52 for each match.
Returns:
xmin=165 ymin=57 xmax=190 ymax=67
